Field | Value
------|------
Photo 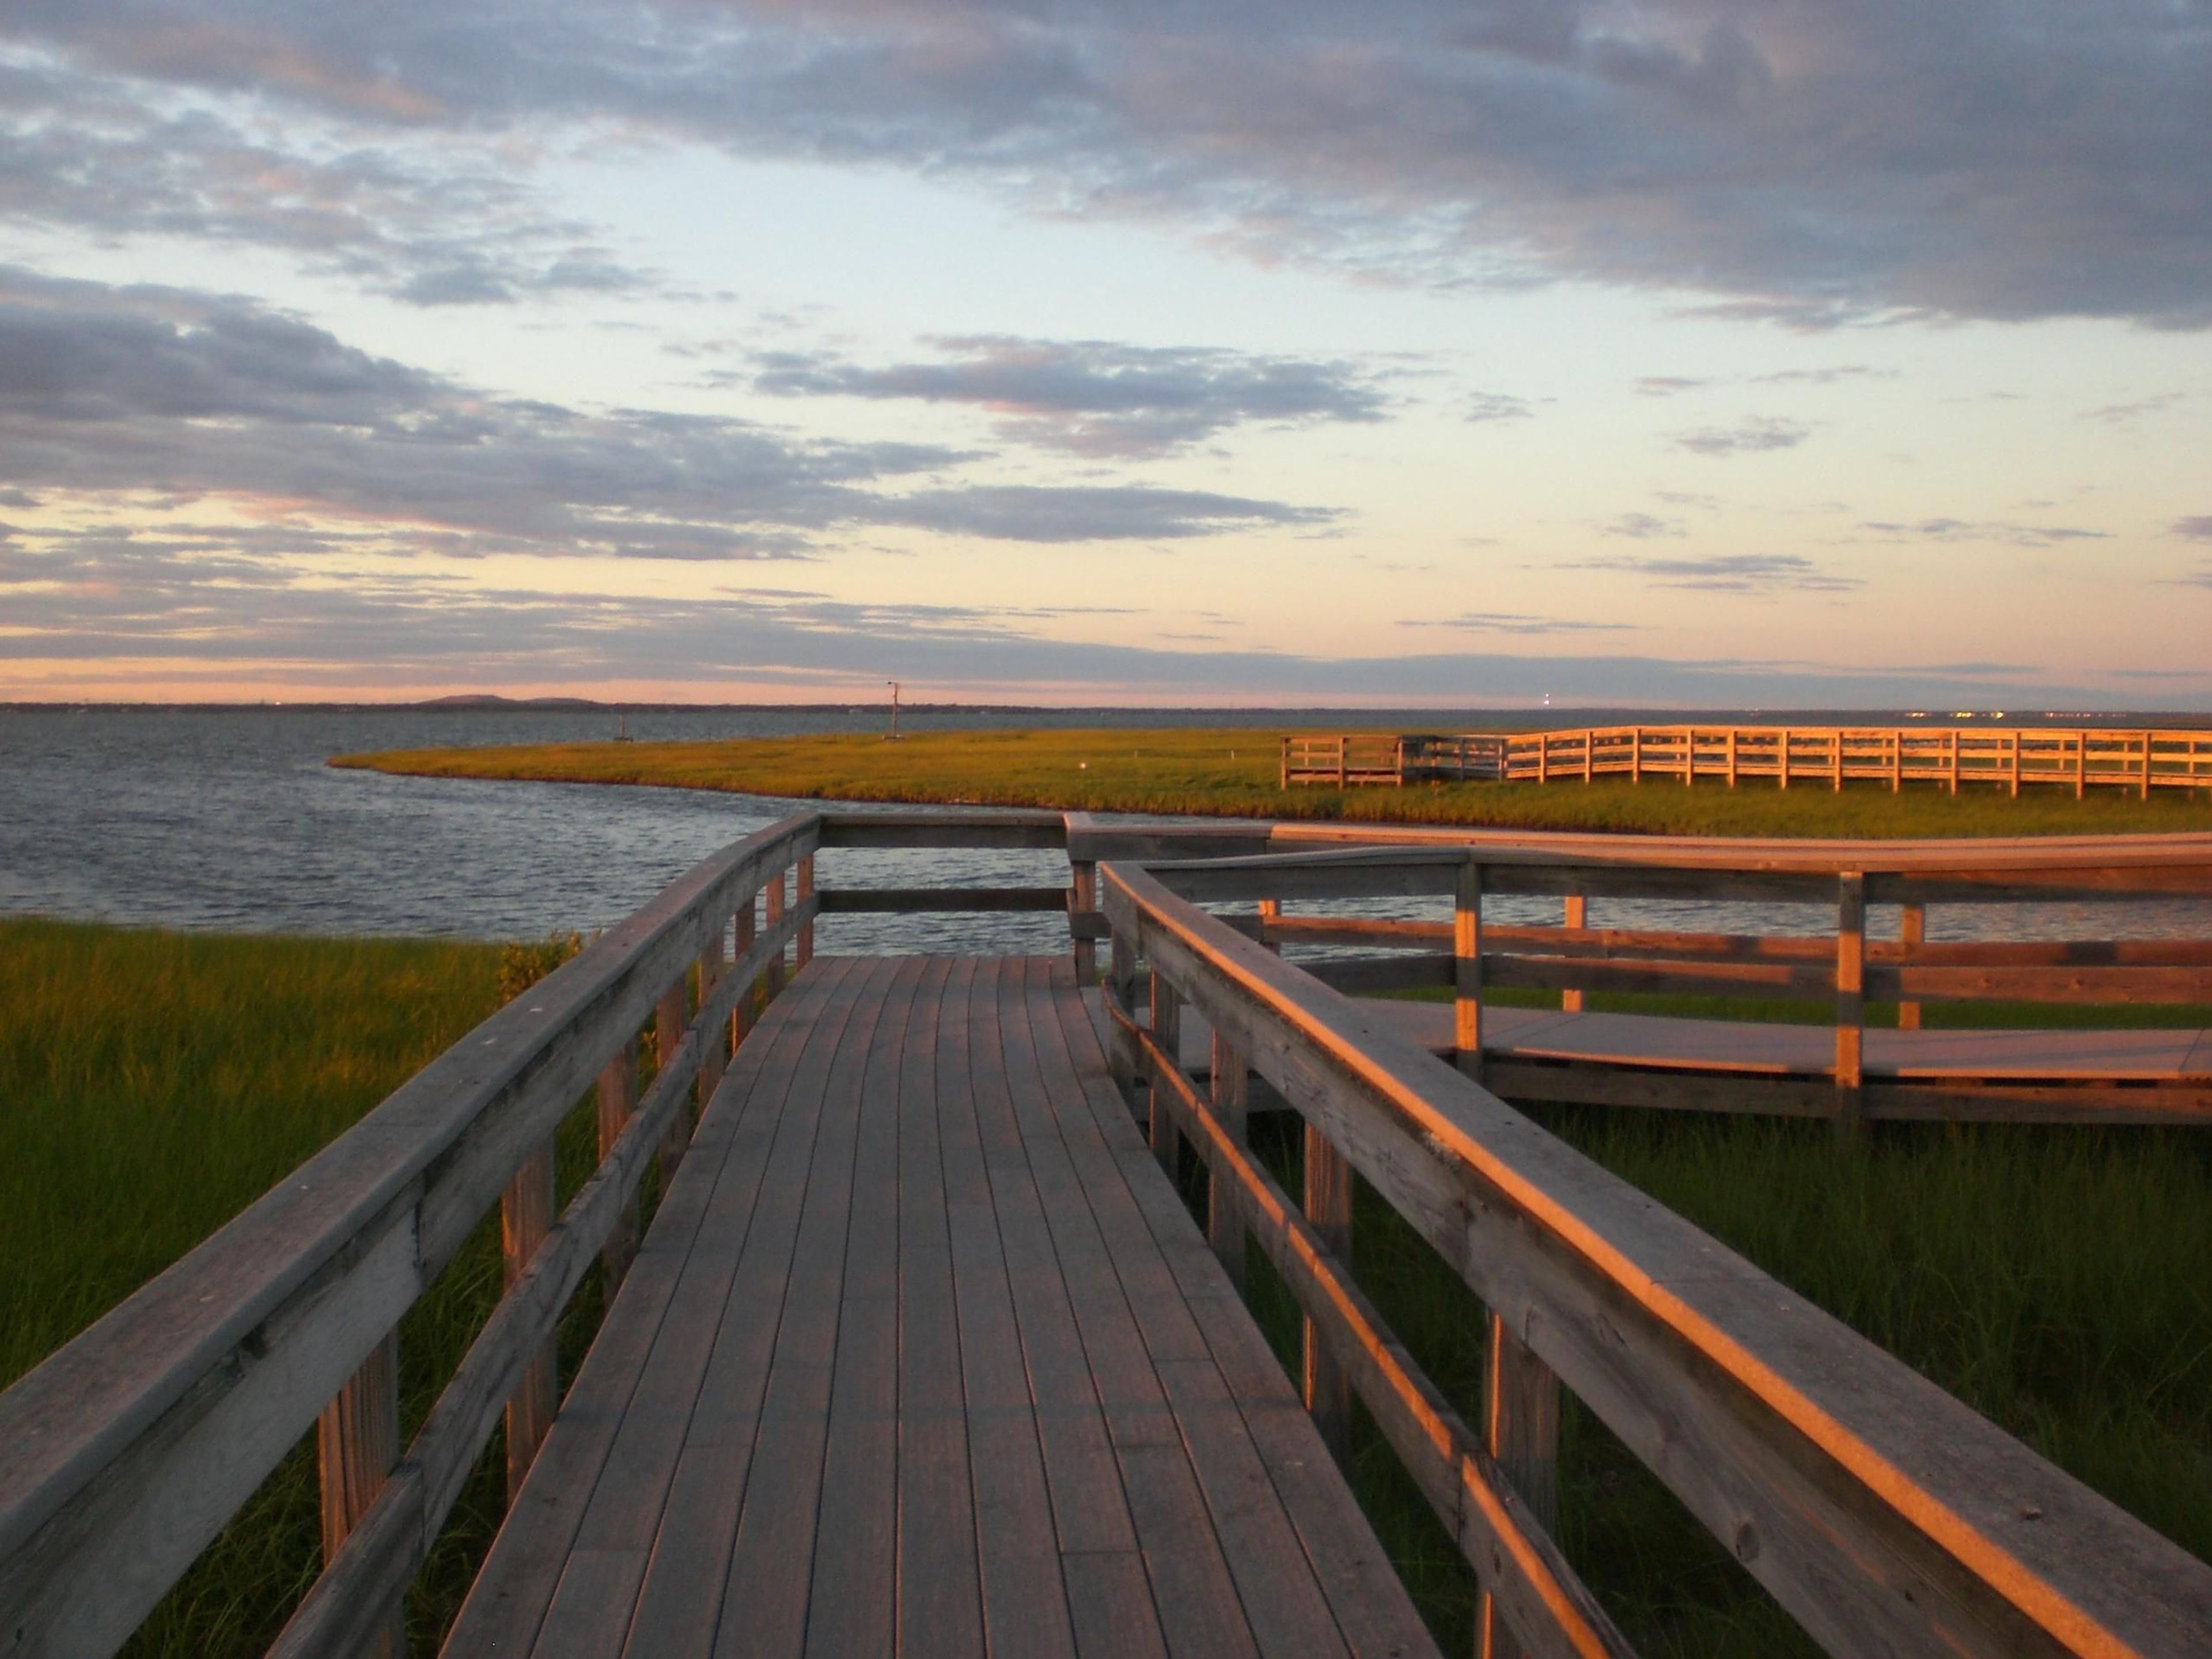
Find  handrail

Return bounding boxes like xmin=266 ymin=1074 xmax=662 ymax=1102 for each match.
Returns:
xmin=1097 ymin=859 xmax=2212 ymax=1658
xmin=0 ymin=804 xmax=1081 ymax=1659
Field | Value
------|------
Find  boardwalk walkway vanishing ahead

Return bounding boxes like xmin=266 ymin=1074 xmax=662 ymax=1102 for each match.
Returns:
xmin=449 ymin=955 xmax=1433 ymax=1659
xmin=6 ymin=809 xmax=2211 ymax=1659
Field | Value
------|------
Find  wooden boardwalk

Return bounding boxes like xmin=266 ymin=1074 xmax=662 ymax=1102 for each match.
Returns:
xmin=448 ymin=955 xmax=1436 ymax=1659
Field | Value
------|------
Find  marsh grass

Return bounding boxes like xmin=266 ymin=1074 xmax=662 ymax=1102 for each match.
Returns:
xmin=0 ymin=921 xmax=653 ymax=1655
xmin=332 ymin=730 xmax=2212 ymax=839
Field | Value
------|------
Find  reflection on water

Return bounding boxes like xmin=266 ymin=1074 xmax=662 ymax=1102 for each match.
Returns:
xmin=3 ymin=707 xmax=2206 ymax=952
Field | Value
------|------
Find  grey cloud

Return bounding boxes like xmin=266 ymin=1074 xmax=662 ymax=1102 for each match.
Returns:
xmin=1753 ymin=365 xmax=1889 ymax=387
xmin=870 ymin=485 xmax=1340 ymax=543
xmin=1857 ymin=518 xmax=2111 ymax=547
xmin=2080 ymin=393 xmax=2184 ymax=424
xmin=1635 ymin=377 xmax=1707 ymax=397
xmin=1602 ymin=512 xmax=1683 ymax=540
xmin=7 ymin=1 xmax=2211 ymax=325
xmin=1399 ymin=612 xmax=1635 ymax=635
xmin=1464 ymin=392 xmax=1539 ymax=423
xmin=749 ymin=337 xmax=1390 ymax=457
xmin=1675 ymin=418 xmax=1808 ymax=457
xmin=0 ymin=270 xmax=1340 ymax=555
xmin=2173 ymin=517 xmax=2212 ymax=540
xmin=1569 ymin=552 xmax=1862 ymax=593
xmin=0 ymin=69 xmax=653 ymax=306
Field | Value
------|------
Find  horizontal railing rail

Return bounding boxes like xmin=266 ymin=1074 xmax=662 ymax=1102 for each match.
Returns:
xmin=1097 ymin=859 xmax=2212 ymax=1659
xmin=1135 ymin=840 xmax=2212 ymax=1126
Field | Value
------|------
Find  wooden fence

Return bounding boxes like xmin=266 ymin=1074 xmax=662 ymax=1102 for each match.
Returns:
xmin=1281 ymin=725 xmax=2212 ymax=794
xmin=1097 ymin=849 xmax=2212 ymax=1659
xmin=1281 ymin=732 xmax=1507 ymax=787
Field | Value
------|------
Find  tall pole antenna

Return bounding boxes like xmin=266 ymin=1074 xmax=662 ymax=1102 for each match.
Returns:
xmin=887 ymin=680 xmax=901 ymax=742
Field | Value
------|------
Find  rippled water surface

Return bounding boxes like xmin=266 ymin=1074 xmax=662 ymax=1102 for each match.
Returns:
xmin=3 ymin=706 xmax=2207 ymax=952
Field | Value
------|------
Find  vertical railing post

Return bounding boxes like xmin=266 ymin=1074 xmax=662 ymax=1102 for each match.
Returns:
xmin=1302 ymin=1124 xmax=1354 ymax=1462
xmin=732 ymin=893 xmax=758 ymax=1055
xmin=764 ymin=863 xmax=787 ymax=1000
xmin=1726 ymin=725 xmax=1738 ymax=787
xmin=1779 ymin=726 xmax=1791 ymax=790
xmin=2009 ymin=733 xmax=2021 ymax=798
xmin=1070 ymin=859 xmax=1097 ymax=983
xmin=1337 ymin=736 xmax=1347 ymax=789
xmin=1148 ymin=973 xmax=1182 ymax=1177
xmin=1279 ymin=736 xmax=1289 ymax=790
xmin=1836 ymin=872 xmax=1866 ymax=1140
xmin=1898 ymin=900 xmax=1924 ymax=1031
xmin=501 ymin=1145 xmax=556 ymax=1503
xmin=699 ymin=921 xmax=728 ymax=1108
xmin=597 ymin=1037 xmax=638 ymax=1291
xmin=1560 ymin=892 xmax=1586 ymax=1013
xmin=317 ymin=1335 xmax=402 ymax=1659
xmin=1208 ymin=1032 xmax=1248 ymax=1291
xmin=656 ymin=979 xmax=689 ymax=1185
xmin=795 ymin=852 xmax=815 ymax=968
xmin=1455 ymin=861 xmax=1484 ymax=1082
xmin=2141 ymin=729 xmax=2153 ymax=799
xmin=1476 ymin=1313 xmax=1562 ymax=1659
xmin=1108 ymin=928 xmax=1141 ymax=1111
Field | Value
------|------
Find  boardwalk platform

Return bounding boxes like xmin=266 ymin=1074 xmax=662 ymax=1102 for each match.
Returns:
xmin=448 ymin=955 xmax=1437 ymax=1659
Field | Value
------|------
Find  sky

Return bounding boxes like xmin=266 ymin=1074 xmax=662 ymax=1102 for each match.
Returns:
xmin=2 ymin=1 xmax=2209 ymax=708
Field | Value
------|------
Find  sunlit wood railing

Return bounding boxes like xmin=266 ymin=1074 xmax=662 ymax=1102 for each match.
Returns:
xmin=1098 ymin=851 xmax=2212 ymax=1659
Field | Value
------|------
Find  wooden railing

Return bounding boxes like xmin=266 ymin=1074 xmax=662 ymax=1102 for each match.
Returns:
xmin=0 ymin=808 xmax=1073 ymax=1659
xmin=1499 ymin=724 xmax=2212 ymax=796
xmin=1097 ymin=855 xmax=2212 ymax=1659
xmin=1141 ymin=839 xmax=2212 ymax=1126
xmin=1278 ymin=726 xmax=2212 ymax=793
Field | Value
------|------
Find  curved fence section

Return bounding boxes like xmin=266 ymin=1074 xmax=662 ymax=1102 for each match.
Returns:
xmin=1097 ymin=856 xmax=2212 ymax=1659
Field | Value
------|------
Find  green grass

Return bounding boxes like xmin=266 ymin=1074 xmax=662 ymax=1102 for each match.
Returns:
xmin=0 ymin=919 xmax=629 ymax=1656
xmin=331 ymin=729 xmax=2212 ymax=838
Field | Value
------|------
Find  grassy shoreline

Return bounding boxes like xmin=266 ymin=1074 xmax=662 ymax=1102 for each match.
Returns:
xmin=331 ymin=729 xmax=2212 ymax=838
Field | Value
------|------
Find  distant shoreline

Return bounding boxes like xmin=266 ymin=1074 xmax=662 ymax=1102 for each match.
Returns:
xmin=331 ymin=728 xmax=2212 ymax=840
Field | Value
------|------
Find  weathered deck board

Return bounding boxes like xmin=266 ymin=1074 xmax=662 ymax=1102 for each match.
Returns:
xmin=445 ymin=956 xmax=1438 ymax=1659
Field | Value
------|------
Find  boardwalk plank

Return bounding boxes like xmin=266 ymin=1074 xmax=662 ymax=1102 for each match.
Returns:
xmin=621 ymin=958 xmax=887 ymax=1659
xmin=938 ymin=959 xmax=1083 ymax=1659
xmin=712 ymin=957 xmax=920 ymax=1659
xmin=805 ymin=955 xmax=926 ymax=1659
xmin=456 ymin=955 xmax=1438 ymax=1659
xmin=445 ymin=960 xmax=850 ymax=1659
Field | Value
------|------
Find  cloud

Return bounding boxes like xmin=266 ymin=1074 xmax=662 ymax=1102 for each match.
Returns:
xmin=1752 ymin=365 xmax=1889 ymax=387
xmin=6 ymin=1 xmax=2210 ymax=325
xmin=1464 ymin=391 xmax=1539 ymax=423
xmin=0 ymin=268 xmax=1340 ymax=555
xmin=2169 ymin=516 xmax=2212 ymax=541
xmin=1634 ymin=377 xmax=1707 ymax=397
xmin=1857 ymin=517 xmax=2110 ymax=547
xmin=747 ymin=336 xmax=1390 ymax=457
xmin=1673 ymin=417 xmax=1808 ymax=457
xmin=1601 ymin=512 xmax=1683 ymax=539
xmin=1400 ymin=612 xmax=1635 ymax=635
xmin=1568 ymin=552 xmax=1861 ymax=593
xmin=2080 ymin=393 xmax=2184 ymax=425
xmin=0 ymin=59 xmax=653 ymax=306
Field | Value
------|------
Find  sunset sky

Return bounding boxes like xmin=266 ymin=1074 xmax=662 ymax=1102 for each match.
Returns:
xmin=3 ymin=1 xmax=2208 ymax=707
